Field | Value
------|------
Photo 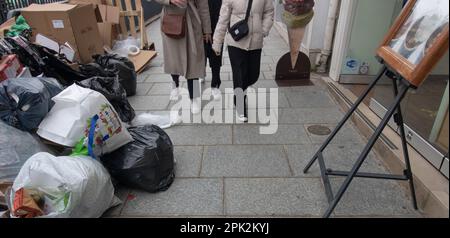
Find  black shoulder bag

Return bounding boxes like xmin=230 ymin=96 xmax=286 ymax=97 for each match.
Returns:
xmin=228 ymin=0 xmax=253 ymax=41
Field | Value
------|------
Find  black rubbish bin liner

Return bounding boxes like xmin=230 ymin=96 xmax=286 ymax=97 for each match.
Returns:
xmin=0 ymin=77 xmax=63 ymax=131
xmin=80 ymin=54 xmax=137 ymax=96
xmin=77 ymin=76 xmax=136 ymax=123
xmin=101 ymin=125 xmax=175 ymax=193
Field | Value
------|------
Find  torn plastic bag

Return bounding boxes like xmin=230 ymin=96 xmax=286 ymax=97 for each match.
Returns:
xmin=0 ymin=122 xmax=48 ymax=182
xmin=9 ymin=152 xmax=121 ymax=218
xmin=101 ymin=125 xmax=175 ymax=193
xmin=37 ymin=84 xmax=133 ymax=157
xmin=0 ymin=77 xmax=63 ymax=131
xmin=77 ymin=76 xmax=135 ymax=123
xmin=80 ymin=54 xmax=137 ymax=96
xmin=112 ymin=37 xmax=141 ymax=58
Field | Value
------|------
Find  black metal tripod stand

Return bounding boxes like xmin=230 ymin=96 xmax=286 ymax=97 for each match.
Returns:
xmin=303 ymin=65 xmax=419 ymax=218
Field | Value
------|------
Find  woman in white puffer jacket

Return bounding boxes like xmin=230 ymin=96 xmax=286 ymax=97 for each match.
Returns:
xmin=212 ymin=0 xmax=274 ymax=122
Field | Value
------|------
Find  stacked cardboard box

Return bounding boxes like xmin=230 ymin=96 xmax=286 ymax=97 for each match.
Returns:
xmin=21 ymin=3 xmax=104 ymax=63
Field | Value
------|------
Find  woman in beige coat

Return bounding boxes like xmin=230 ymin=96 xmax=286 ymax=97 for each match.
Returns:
xmin=154 ymin=0 xmax=212 ymax=114
xmin=213 ymin=0 xmax=274 ymax=121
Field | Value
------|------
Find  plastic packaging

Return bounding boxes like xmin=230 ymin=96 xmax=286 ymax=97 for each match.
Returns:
xmin=101 ymin=125 xmax=175 ymax=193
xmin=112 ymin=37 xmax=141 ymax=57
xmin=0 ymin=77 xmax=63 ymax=131
xmin=131 ymin=112 xmax=173 ymax=129
xmin=9 ymin=152 xmax=120 ymax=218
xmin=37 ymin=84 xmax=133 ymax=157
xmin=0 ymin=122 xmax=47 ymax=182
xmin=78 ymin=76 xmax=136 ymax=123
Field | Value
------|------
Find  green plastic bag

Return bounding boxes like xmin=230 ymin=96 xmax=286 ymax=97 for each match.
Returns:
xmin=6 ymin=15 xmax=31 ymax=37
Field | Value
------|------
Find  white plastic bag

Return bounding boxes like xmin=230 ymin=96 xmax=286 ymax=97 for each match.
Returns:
xmin=112 ymin=37 xmax=141 ymax=57
xmin=37 ymin=84 xmax=133 ymax=157
xmin=10 ymin=152 xmax=120 ymax=218
xmin=131 ymin=112 xmax=176 ymax=129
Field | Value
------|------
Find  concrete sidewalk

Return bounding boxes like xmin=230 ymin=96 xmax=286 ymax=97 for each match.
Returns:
xmin=104 ymin=20 xmax=421 ymax=218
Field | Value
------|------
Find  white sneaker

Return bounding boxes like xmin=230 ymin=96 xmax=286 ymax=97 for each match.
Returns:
xmin=237 ymin=114 xmax=248 ymax=122
xmin=170 ymin=87 xmax=179 ymax=101
xmin=191 ymin=99 xmax=201 ymax=115
xmin=211 ymin=88 xmax=221 ymax=101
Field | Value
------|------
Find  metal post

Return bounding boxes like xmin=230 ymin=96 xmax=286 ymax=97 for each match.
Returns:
xmin=391 ymin=78 xmax=419 ymax=210
xmin=322 ymin=82 xmax=411 ymax=218
xmin=304 ymin=66 xmax=388 ymax=173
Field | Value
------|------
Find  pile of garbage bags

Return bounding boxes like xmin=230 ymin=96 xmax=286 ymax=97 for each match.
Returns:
xmin=0 ymin=35 xmax=176 ymax=219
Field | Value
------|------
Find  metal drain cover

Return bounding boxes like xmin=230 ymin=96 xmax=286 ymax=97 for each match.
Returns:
xmin=307 ymin=125 xmax=331 ymax=136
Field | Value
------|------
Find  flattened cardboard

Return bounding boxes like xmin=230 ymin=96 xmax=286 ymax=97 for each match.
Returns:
xmin=21 ymin=3 xmax=103 ymax=63
xmin=98 ymin=22 xmax=118 ymax=48
xmin=130 ymin=50 xmax=157 ymax=73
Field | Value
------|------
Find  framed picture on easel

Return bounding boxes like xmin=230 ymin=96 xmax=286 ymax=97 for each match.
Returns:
xmin=377 ymin=0 xmax=449 ymax=87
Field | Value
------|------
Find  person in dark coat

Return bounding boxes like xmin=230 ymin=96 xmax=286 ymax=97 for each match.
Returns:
xmin=204 ymin=0 xmax=223 ymax=101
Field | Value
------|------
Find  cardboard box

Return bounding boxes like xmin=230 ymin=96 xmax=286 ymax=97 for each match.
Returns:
xmin=98 ymin=22 xmax=119 ymax=48
xmin=21 ymin=3 xmax=104 ymax=63
xmin=98 ymin=4 xmax=120 ymax=24
xmin=0 ymin=18 xmax=15 ymax=38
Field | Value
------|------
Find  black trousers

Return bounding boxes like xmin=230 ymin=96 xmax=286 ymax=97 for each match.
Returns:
xmin=204 ymin=42 xmax=223 ymax=88
xmin=172 ymin=75 xmax=199 ymax=99
xmin=228 ymin=46 xmax=262 ymax=91
xmin=228 ymin=46 xmax=262 ymax=116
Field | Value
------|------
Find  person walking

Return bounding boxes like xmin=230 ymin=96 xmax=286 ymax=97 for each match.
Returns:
xmin=154 ymin=0 xmax=212 ymax=114
xmin=212 ymin=0 xmax=274 ymax=121
xmin=203 ymin=0 xmax=223 ymax=101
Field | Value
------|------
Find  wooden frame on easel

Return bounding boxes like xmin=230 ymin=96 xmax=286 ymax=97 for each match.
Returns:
xmin=377 ymin=0 xmax=449 ymax=88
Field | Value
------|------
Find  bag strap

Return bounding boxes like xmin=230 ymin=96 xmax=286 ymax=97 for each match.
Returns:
xmin=244 ymin=0 xmax=253 ymax=22
xmin=88 ymin=114 xmax=99 ymax=159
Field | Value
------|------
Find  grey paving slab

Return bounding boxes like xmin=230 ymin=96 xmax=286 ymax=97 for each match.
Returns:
xmin=102 ymin=187 xmax=130 ymax=217
xmin=225 ymin=178 xmax=327 ymax=216
xmin=165 ymin=125 xmax=232 ymax=145
xmin=148 ymin=83 xmax=172 ymax=95
xmin=331 ymin=178 xmax=421 ymax=217
xmin=137 ymin=73 xmax=149 ymax=83
xmin=278 ymin=108 xmax=344 ymax=124
xmin=128 ymin=95 xmax=170 ymax=110
xmin=174 ymin=146 xmax=203 ymax=177
xmin=246 ymin=92 xmax=291 ymax=109
xmin=121 ymin=179 xmax=223 ymax=216
xmin=285 ymin=89 xmax=336 ymax=108
xmin=145 ymin=73 xmax=173 ymax=83
xmin=135 ymin=83 xmax=153 ymax=96
xmin=305 ymin=124 xmax=365 ymax=145
xmin=233 ymin=124 xmax=310 ymax=145
xmin=285 ymin=143 xmax=389 ymax=177
xmin=201 ymin=145 xmax=291 ymax=177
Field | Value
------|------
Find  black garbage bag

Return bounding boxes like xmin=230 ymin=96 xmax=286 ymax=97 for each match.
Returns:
xmin=80 ymin=54 xmax=137 ymax=96
xmin=0 ymin=77 xmax=63 ymax=131
xmin=77 ymin=76 xmax=136 ymax=123
xmin=101 ymin=125 xmax=175 ymax=193
xmin=36 ymin=45 xmax=88 ymax=86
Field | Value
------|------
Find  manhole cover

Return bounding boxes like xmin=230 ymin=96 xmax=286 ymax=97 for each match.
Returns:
xmin=307 ymin=125 xmax=331 ymax=136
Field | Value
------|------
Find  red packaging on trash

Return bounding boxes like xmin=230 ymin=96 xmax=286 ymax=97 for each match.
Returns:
xmin=13 ymin=188 xmax=44 ymax=218
xmin=0 ymin=54 xmax=23 ymax=82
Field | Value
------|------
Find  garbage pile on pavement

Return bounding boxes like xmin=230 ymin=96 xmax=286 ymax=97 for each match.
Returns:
xmin=0 ymin=1 xmax=175 ymax=218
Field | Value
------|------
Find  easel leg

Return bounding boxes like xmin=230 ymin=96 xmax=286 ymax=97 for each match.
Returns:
xmin=323 ymin=83 xmax=411 ymax=218
xmin=303 ymin=66 xmax=388 ymax=173
xmin=391 ymin=78 xmax=419 ymax=210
